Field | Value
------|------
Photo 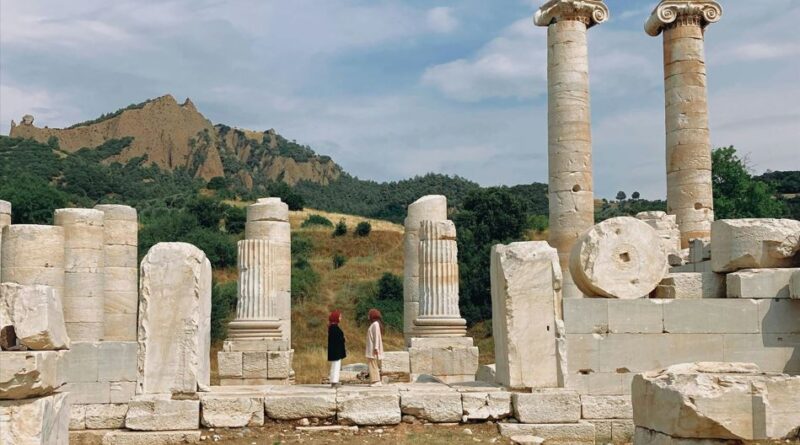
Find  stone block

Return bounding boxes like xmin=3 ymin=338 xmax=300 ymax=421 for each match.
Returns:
xmin=223 ymin=338 xmax=290 ymax=352
xmin=138 ymin=243 xmax=211 ymax=395
xmin=69 ymin=404 xmax=86 ymax=430
xmin=632 ymin=362 xmax=800 ymax=440
xmin=109 ymin=381 xmax=136 ymax=404
xmin=563 ymin=298 xmax=608 ymax=334
xmin=654 ymin=272 xmax=725 ymax=299
xmin=0 ymin=392 xmax=70 ymax=445
xmin=64 ymin=382 xmax=110 ymax=404
xmin=64 ymin=342 xmax=99 ymax=383
xmin=588 ymin=420 xmax=612 ymax=444
xmin=461 ymin=391 xmax=511 ymax=420
xmin=791 ymin=270 xmax=800 ymax=299
xmin=247 ymin=198 xmax=289 ymax=222
xmin=408 ymin=336 xmax=475 ymax=348
xmin=498 ymin=422 xmax=595 ymax=444
xmin=512 ymin=390 xmax=581 ymax=424
xmin=400 ymin=391 xmax=462 ymax=422
xmin=97 ymin=342 xmax=137 ymax=382
xmin=565 ymin=372 xmax=633 ymax=396
xmin=580 ymin=395 xmax=632 ymax=419
xmin=476 ymin=364 xmax=496 ymax=383
xmin=430 ymin=346 xmax=479 ymax=377
xmin=633 ymin=426 xmax=737 ymax=444
xmin=722 ymin=334 xmax=800 ymax=373
xmin=0 ymin=350 xmax=66 ymax=399
xmin=264 ymin=387 xmax=336 ymax=420
xmin=662 ymin=299 xmax=760 ymax=334
xmin=99 ymin=430 xmax=201 ymax=445
xmin=611 ymin=420 xmax=635 ymax=444
xmin=125 ymin=395 xmax=199 ymax=431
xmin=267 ymin=350 xmax=293 ymax=379
xmin=336 ymin=388 xmax=401 ymax=425
xmin=711 ymin=218 xmax=800 ymax=272
xmin=607 ymin=299 xmax=664 ymax=334
xmin=381 ymin=351 xmax=410 ymax=374
xmin=0 ymin=283 xmax=70 ymax=350
xmin=757 ymin=299 xmax=800 ymax=334
xmin=242 ymin=352 xmax=267 ymax=378
xmin=727 ymin=268 xmax=800 ymax=299
xmin=84 ymin=403 xmax=128 ymax=429
xmin=217 ymin=351 xmax=243 ymax=378
xmin=199 ymin=394 xmax=263 ymax=427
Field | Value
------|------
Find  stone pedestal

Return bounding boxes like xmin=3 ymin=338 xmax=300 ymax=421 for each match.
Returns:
xmin=646 ymin=1 xmax=722 ymax=248
xmin=535 ymin=0 xmax=608 ymax=299
xmin=94 ymin=204 xmax=138 ymax=341
xmin=403 ymin=195 xmax=447 ymax=344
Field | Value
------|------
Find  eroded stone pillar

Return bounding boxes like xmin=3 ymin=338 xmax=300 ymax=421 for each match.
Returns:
xmin=646 ymin=1 xmax=722 ymax=248
xmin=94 ymin=204 xmax=139 ymax=341
xmin=1 ymin=225 xmax=65 ymax=309
xmin=403 ymin=195 xmax=447 ymax=344
xmin=535 ymin=0 xmax=608 ymax=300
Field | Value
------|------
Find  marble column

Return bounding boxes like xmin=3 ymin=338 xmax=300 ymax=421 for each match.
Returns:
xmin=226 ymin=239 xmax=282 ymax=339
xmin=535 ymin=0 xmax=608 ymax=300
xmin=413 ymin=219 xmax=467 ymax=337
xmin=646 ymin=1 xmax=722 ymax=248
xmin=403 ymin=195 xmax=447 ymax=344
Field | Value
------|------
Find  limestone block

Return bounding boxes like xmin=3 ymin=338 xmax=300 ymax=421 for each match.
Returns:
xmin=512 ymin=390 xmax=581 ymax=424
xmin=103 ymin=245 xmax=138 ymax=268
xmin=637 ymin=211 xmax=682 ymax=257
xmin=611 ymin=420 xmax=635 ymax=444
xmin=382 ymin=351 xmax=410 ymax=374
xmin=491 ymin=241 xmax=561 ymax=388
xmin=242 ymin=352 xmax=267 ymax=378
xmin=267 ymin=350 xmax=293 ymax=379
xmin=476 ymin=364 xmax=496 ymax=383
xmin=109 ymin=381 xmax=136 ymax=404
xmin=565 ymin=372 xmax=633 ymax=396
xmin=498 ymin=422 xmax=595 ymax=445
xmin=580 ymin=395 xmax=632 ymax=419
xmin=633 ymin=427 xmax=739 ymax=445
xmin=0 ymin=392 xmax=70 ymax=445
xmin=569 ymin=217 xmax=667 ymax=299
xmin=336 ymin=388 xmax=401 ymax=425
xmin=64 ymin=382 xmax=110 ymax=404
xmin=84 ymin=403 xmax=128 ymax=429
xmin=103 ymin=314 xmax=137 ymax=341
xmin=0 ymin=283 xmax=69 ymax=350
xmin=101 ymin=220 xmax=139 ymax=247
xmin=428 ymin=345 xmax=479 ymax=377
xmin=607 ymin=299 xmax=663 ymax=334
xmin=98 ymin=430 xmax=201 ymax=444
xmin=589 ymin=420 xmax=612 ymax=445
xmin=461 ymin=391 xmax=511 ymax=420
xmin=93 ymin=204 xmax=137 ymax=222
xmin=1 ymin=225 xmax=65 ymax=269
xmin=662 ymin=299 xmax=760 ymax=334
xmin=70 ymin=404 xmax=86 ymax=430
xmin=125 ymin=395 xmax=199 ymax=431
xmin=727 ymin=268 xmax=800 ymax=299
xmin=199 ymin=395 xmax=263 ymax=427
xmin=722 ymin=334 xmax=800 ymax=373
xmin=97 ymin=342 xmax=137 ymax=382
xmin=758 ymin=299 xmax=800 ymax=334
xmin=137 ymin=242 xmax=211 ymax=395
xmin=105 ymin=267 xmax=138 ymax=292
xmin=655 ymin=272 xmax=725 ymax=299
xmin=244 ymin=220 xmax=290 ymax=243
xmin=632 ymin=362 xmax=800 ymax=440
xmin=247 ymin=198 xmax=289 ymax=222
xmin=64 ymin=342 xmax=99 ymax=383
xmin=711 ymin=219 xmax=800 ymax=272
xmin=217 ymin=351 xmax=243 ymax=378
xmin=264 ymin=388 xmax=336 ymax=420
xmin=400 ymin=391 xmax=462 ymax=422
xmin=791 ymin=270 xmax=800 ymax=299
xmin=563 ymin=298 xmax=608 ymax=334
xmin=0 ymin=350 xmax=66 ymax=399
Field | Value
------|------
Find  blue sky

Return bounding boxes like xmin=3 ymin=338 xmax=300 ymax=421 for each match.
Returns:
xmin=1 ymin=0 xmax=798 ymax=199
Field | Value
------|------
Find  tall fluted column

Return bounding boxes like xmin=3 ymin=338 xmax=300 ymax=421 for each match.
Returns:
xmin=226 ymin=239 xmax=282 ymax=339
xmin=403 ymin=195 xmax=447 ymax=344
xmin=413 ymin=219 xmax=466 ymax=337
xmin=646 ymin=1 xmax=721 ymax=248
xmin=535 ymin=0 xmax=608 ymax=300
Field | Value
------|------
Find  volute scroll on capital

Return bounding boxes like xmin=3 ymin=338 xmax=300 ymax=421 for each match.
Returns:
xmin=645 ymin=0 xmax=722 ymax=36
xmin=534 ymin=0 xmax=609 ymax=28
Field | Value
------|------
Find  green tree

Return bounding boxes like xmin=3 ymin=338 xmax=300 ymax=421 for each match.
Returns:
xmin=332 ymin=219 xmax=347 ymax=237
xmin=332 ymin=252 xmax=347 ymax=269
xmin=211 ymin=281 xmax=238 ymax=342
xmin=0 ymin=174 xmax=68 ymax=224
xmin=616 ymin=191 xmax=627 ymax=201
xmin=712 ymin=146 xmax=787 ymax=219
xmin=355 ymin=272 xmax=403 ymax=332
xmin=632 ymin=191 xmax=640 ymax=199
xmin=354 ymin=221 xmax=372 ymax=237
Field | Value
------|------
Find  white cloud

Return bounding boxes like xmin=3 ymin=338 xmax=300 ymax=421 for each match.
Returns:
xmin=426 ymin=7 xmax=459 ymax=34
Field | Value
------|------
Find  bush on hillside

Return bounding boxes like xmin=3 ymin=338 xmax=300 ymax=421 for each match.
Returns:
xmin=301 ymin=214 xmax=334 ymax=228
xmin=0 ymin=173 xmax=68 ymax=224
xmin=291 ymin=233 xmax=320 ymax=302
xmin=355 ymin=272 xmax=403 ymax=332
xmin=332 ymin=253 xmax=347 ymax=269
xmin=354 ymin=221 xmax=371 ymax=237
xmin=211 ymin=281 xmax=238 ymax=342
xmin=332 ymin=219 xmax=347 ymax=237
xmin=224 ymin=206 xmax=246 ymax=234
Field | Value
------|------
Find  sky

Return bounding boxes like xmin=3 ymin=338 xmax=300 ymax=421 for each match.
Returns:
xmin=1 ymin=0 xmax=798 ymax=199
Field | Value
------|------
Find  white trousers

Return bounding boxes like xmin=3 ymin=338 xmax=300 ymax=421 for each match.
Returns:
xmin=329 ymin=360 xmax=342 ymax=384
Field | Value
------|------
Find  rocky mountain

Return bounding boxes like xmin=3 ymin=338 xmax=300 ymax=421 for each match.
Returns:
xmin=9 ymin=95 xmax=341 ymax=186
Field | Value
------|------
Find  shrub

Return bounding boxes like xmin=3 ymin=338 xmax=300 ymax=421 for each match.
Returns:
xmin=354 ymin=221 xmax=372 ymax=237
xmin=183 ymin=228 xmax=237 ymax=268
xmin=301 ymin=214 xmax=333 ymax=228
xmin=291 ymin=233 xmax=320 ymax=302
xmin=354 ymin=272 xmax=403 ymax=332
xmin=211 ymin=280 xmax=238 ymax=342
xmin=332 ymin=253 xmax=347 ymax=269
xmin=332 ymin=218 xmax=347 ymax=237
xmin=207 ymin=176 xmax=228 ymax=190
xmin=224 ymin=206 xmax=246 ymax=234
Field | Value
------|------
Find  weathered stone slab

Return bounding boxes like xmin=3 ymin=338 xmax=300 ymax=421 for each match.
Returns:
xmin=0 ymin=283 xmax=70 ymax=350
xmin=97 ymin=341 xmax=137 ymax=382
xmin=64 ymin=342 xmax=99 ymax=383
xmin=137 ymin=243 xmax=211 ymax=395
xmin=267 ymin=350 xmax=293 ymax=379
xmin=199 ymin=394 xmax=263 ymax=427
xmin=566 ymin=372 xmax=634 ymax=396
xmin=563 ymin=298 xmax=608 ymax=334
xmin=462 ymin=391 xmax=511 ymax=420
xmin=264 ymin=387 xmax=336 ymax=420
xmin=632 ymin=362 xmax=800 ymax=440
xmin=382 ymin=351 xmax=410 ymax=374
xmin=125 ymin=395 xmax=199 ymax=431
xmin=722 ymin=334 xmax=800 ymax=373
xmin=0 ymin=350 xmax=66 ymax=400
xmin=64 ymin=382 xmax=110 ymax=404
xmin=475 ymin=364 xmax=496 ymax=383
xmin=400 ymin=391 xmax=462 ymax=422
xmin=99 ymin=430 xmax=201 ymax=445
xmin=607 ymin=299 xmax=664 ymax=334
xmin=711 ymin=219 xmax=800 ymax=272
xmin=498 ymin=422 xmax=595 ymax=444
xmin=791 ymin=270 xmax=800 ymax=299
xmin=336 ymin=388 xmax=401 ymax=425
xmin=654 ymin=272 xmax=725 ymax=299
xmin=0 ymin=392 xmax=70 ymax=445
xmin=217 ymin=351 xmax=243 ymax=378
xmin=757 ymin=299 xmax=800 ymax=334
xmin=109 ymin=381 xmax=136 ymax=404
xmin=633 ymin=426 xmax=741 ymax=444
xmin=512 ymin=390 xmax=581 ymax=424
xmin=70 ymin=404 xmax=86 ymax=430
xmin=84 ymin=403 xmax=128 ymax=429
xmin=491 ymin=241 xmax=561 ymax=388
xmin=662 ymin=299 xmax=760 ymax=334
xmin=727 ymin=268 xmax=800 ymax=299
xmin=580 ymin=395 xmax=632 ymax=419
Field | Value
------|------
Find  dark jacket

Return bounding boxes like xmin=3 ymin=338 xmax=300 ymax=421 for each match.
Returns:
xmin=327 ymin=325 xmax=346 ymax=361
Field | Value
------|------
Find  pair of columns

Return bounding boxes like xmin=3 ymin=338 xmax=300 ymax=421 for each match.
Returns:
xmin=537 ymin=0 xmax=722 ymax=298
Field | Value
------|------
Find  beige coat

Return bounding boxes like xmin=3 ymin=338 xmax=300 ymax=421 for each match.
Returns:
xmin=365 ymin=321 xmax=384 ymax=359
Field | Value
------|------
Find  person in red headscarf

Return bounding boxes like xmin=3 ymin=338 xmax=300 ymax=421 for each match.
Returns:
xmin=327 ymin=310 xmax=346 ymax=387
xmin=365 ymin=308 xmax=384 ymax=386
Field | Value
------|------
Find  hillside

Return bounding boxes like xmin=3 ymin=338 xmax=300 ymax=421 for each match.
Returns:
xmin=9 ymin=95 xmax=342 ymax=186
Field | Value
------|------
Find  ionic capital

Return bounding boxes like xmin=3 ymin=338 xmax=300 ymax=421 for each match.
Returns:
xmin=645 ymin=0 xmax=722 ymax=36
xmin=534 ymin=0 xmax=609 ymax=28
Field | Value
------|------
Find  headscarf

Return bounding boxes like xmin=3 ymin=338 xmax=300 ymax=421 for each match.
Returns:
xmin=368 ymin=308 xmax=381 ymax=322
xmin=329 ymin=309 xmax=341 ymax=326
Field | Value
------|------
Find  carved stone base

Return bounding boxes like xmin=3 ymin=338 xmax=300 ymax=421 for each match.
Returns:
xmin=226 ymin=319 xmax=283 ymax=340
xmin=412 ymin=316 xmax=467 ymax=337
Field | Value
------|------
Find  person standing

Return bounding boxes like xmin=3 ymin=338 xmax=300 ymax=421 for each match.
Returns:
xmin=365 ymin=308 xmax=384 ymax=386
xmin=327 ymin=310 xmax=346 ymax=387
